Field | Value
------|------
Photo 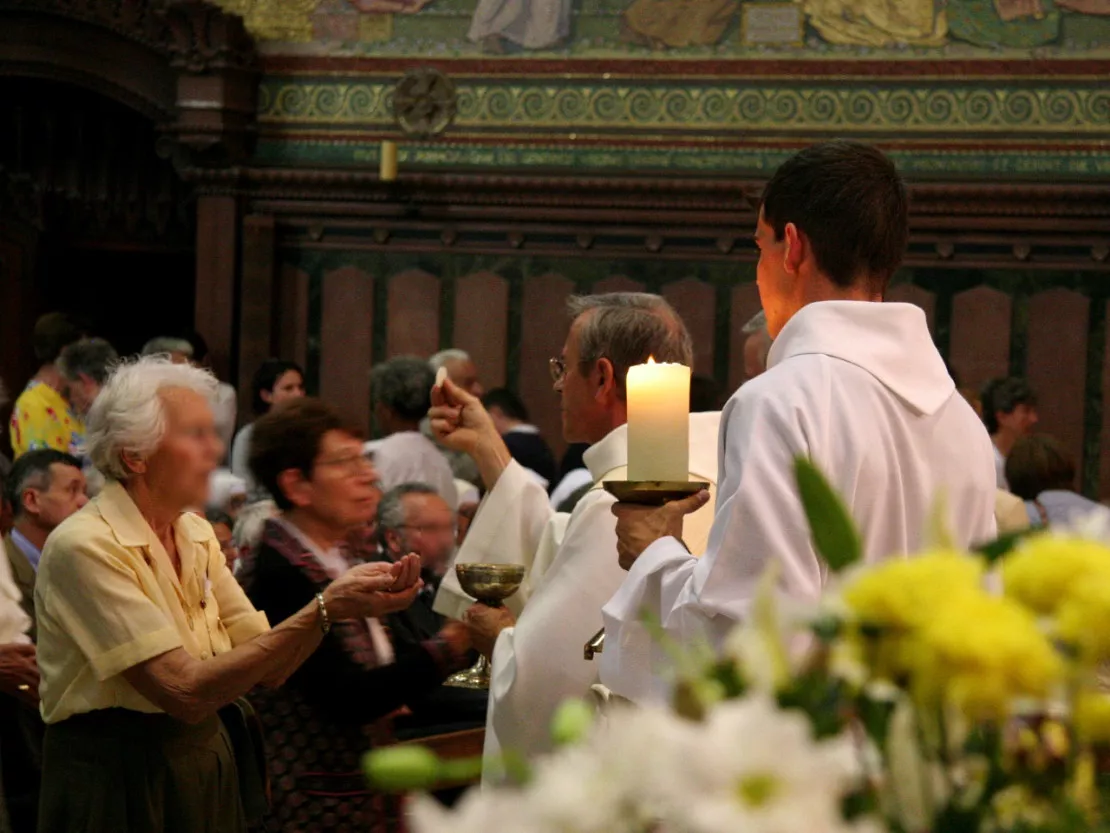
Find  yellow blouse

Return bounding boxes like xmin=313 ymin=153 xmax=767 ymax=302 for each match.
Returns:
xmin=35 ymin=481 xmax=270 ymax=724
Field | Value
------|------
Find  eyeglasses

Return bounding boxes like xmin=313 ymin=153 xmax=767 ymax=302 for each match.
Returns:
xmin=549 ymin=357 xmax=567 ymax=384
xmin=316 ymin=454 xmax=377 ymax=478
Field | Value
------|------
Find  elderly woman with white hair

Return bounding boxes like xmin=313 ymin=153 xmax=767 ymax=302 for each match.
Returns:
xmin=33 ymin=357 xmax=424 ymax=833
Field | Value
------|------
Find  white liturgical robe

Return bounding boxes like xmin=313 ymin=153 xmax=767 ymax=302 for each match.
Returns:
xmin=601 ymin=301 xmax=998 ymax=703
xmin=434 ymin=413 xmax=721 ymax=766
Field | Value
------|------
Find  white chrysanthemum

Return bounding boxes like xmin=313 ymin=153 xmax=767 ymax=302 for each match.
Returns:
xmin=409 ymin=790 xmax=543 ymax=833
xmin=655 ymin=696 xmax=861 ymax=833
xmin=524 ymin=705 xmax=696 ymax=832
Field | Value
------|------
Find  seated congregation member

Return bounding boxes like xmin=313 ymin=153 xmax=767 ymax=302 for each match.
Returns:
xmin=207 ymin=468 xmax=248 ymax=523
xmin=239 ymin=399 xmax=473 ymax=832
xmin=57 ymin=338 xmax=118 ymax=420
xmin=0 ymin=452 xmax=77 ymax=831
xmin=3 ymin=450 xmax=87 ymax=638
xmin=370 ymin=357 xmax=457 ymax=509
xmin=482 ymin=388 xmax=557 ymax=488
xmin=373 ymin=484 xmax=488 ymax=737
xmin=9 ymin=313 xmax=85 ymax=459
xmin=34 ymin=357 xmax=422 ymax=833
xmin=230 ymin=359 xmax=305 ymax=500
xmin=426 ymin=350 xmax=484 ymax=485
xmin=1006 ymin=434 xmax=1110 ymax=528
xmin=182 ymin=330 xmax=238 ymax=454
xmin=603 ymin=142 xmax=996 ymax=705
xmin=430 ymin=292 xmax=720 ymax=764
xmin=981 ymin=376 xmax=1038 ymax=490
xmin=205 ymin=510 xmax=238 ymax=570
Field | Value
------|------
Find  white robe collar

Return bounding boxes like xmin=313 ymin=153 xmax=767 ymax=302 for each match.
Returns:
xmin=767 ymin=300 xmax=953 ymax=417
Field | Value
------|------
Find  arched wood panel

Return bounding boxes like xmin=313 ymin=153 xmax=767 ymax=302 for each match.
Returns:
xmin=386 ymin=269 xmax=441 ymax=358
xmin=454 ymin=270 xmax=509 ymax=391
xmin=949 ymin=285 xmax=1012 ymax=395
xmin=1026 ymin=288 xmax=1089 ymax=482
xmin=662 ymin=278 xmax=715 ymax=378
xmin=519 ymin=272 xmax=575 ymax=458
xmin=320 ymin=266 xmax=374 ymax=432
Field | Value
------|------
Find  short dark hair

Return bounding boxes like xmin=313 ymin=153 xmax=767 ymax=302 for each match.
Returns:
xmin=250 ymin=359 xmax=305 ymax=416
xmin=248 ymin=398 xmax=359 ymax=511
xmin=1006 ymin=434 xmax=1074 ymax=500
xmin=980 ymin=377 xmax=1037 ymax=435
xmin=205 ymin=509 xmax=233 ymax=528
xmin=760 ymin=141 xmax=908 ymax=295
xmin=376 ymin=483 xmax=440 ymax=548
xmin=33 ymin=312 xmax=84 ymax=364
xmin=566 ymin=293 xmax=693 ymax=400
xmin=58 ymin=338 xmax=119 ymax=385
xmin=370 ymin=357 xmax=435 ymax=423
xmin=5 ymin=449 xmax=83 ymax=517
xmin=482 ymin=388 xmax=529 ymax=423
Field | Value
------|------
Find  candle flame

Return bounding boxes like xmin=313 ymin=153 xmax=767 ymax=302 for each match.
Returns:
xmin=646 ymin=356 xmax=656 ymax=365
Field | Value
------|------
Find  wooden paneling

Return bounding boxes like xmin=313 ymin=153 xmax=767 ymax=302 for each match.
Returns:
xmin=386 ymin=269 xmax=440 ymax=358
xmin=320 ymin=266 xmax=374 ymax=432
xmin=277 ymin=263 xmax=310 ymax=371
xmin=728 ymin=282 xmax=763 ymax=396
xmin=662 ymin=277 xmax=715 ymax=378
xmin=593 ymin=275 xmax=644 ymax=294
xmin=519 ymin=272 xmax=574 ymax=458
xmin=195 ymin=195 xmax=238 ymax=383
xmin=238 ymin=215 xmax=276 ymax=419
xmin=1027 ymin=288 xmax=1089 ymax=483
xmin=454 ymin=271 xmax=509 ymax=391
xmin=886 ymin=283 xmax=937 ymax=335
xmin=949 ymin=285 xmax=1012 ymax=395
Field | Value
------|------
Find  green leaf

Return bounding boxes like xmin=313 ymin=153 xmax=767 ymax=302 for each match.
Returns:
xmin=794 ymin=457 xmax=862 ymax=572
xmin=974 ymin=528 xmax=1039 ymax=565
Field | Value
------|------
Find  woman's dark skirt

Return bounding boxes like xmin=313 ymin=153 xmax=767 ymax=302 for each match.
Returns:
xmin=38 ymin=708 xmax=246 ymax=833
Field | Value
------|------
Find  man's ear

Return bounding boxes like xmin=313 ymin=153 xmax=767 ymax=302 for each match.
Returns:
xmin=20 ymin=487 xmax=40 ymax=518
xmin=594 ymin=358 xmax=617 ymax=401
xmin=783 ymin=222 xmax=805 ymax=275
xmin=277 ymin=468 xmax=312 ymax=509
xmin=383 ymin=527 xmax=402 ymax=555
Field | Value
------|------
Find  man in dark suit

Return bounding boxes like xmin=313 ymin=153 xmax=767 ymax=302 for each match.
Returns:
xmin=374 ymin=484 xmax=487 ymax=738
xmin=481 ymin=388 xmax=558 ymax=489
xmin=3 ymin=450 xmax=87 ymax=641
xmin=1 ymin=449 xmax=86 ymax=833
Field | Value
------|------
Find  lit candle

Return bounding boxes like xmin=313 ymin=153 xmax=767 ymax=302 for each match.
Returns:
xmin=380 ymin=140 xmax=398 ymax=182
xmin=626 ymin=357 xmax=690 ymax=482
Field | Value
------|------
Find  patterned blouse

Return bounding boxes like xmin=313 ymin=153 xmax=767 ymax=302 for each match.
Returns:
xmin=9 ymin=381 xmax=85 ymax=460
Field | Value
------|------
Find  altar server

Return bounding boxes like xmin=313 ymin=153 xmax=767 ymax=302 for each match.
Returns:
xmin=430 ymin=293 xmax=719 ymax=766
xmin=602 ymin=142 xmax=997 ymax=703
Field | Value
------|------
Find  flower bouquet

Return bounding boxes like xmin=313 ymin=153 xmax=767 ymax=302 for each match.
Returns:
xmin=365 ymin=459 xmax=1110 ymax=833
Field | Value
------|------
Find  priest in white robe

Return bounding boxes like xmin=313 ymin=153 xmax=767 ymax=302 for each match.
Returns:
xmin=430 ymin=292 xmax=719 ymax=766
xmin=601 ymin=142 xmax=998 ymax=703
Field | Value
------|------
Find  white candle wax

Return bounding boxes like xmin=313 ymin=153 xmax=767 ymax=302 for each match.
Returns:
xmin=626 ymin=358 xmax=690 ymax=482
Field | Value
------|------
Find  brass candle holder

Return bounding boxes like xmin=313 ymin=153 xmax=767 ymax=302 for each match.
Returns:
xmin=445 ymin=563 xmax=526 ymax=690
xmin=583 ymin=480 xmax=710 ymax=660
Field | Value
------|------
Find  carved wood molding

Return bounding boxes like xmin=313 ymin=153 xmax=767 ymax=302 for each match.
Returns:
xmin=184 ymin=165 xmax=1110 ymax=221
xmin=0 ymin=0 xmax=260 ymax=163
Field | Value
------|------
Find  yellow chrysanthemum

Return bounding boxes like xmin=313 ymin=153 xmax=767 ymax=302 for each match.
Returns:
xmin=1074 ymin=691 xmax=1110 ymax=745
xmin=1002 ymin=536 xmax=1110 ymax=616
xmin=842 ymin=550 xmax=984 ymax=630
xmin=911 ymin=593 xmax=1062 ymax=721
xmin=1057 ymin=580 xmax=1110 ymax=662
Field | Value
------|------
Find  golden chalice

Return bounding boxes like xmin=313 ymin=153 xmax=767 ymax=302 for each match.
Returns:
xmin=444 ymin=563 xmax=526 ymax=690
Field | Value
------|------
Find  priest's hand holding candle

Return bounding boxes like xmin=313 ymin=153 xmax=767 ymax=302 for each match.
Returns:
xmin=609 ymin=356 xmax=709 ymax=571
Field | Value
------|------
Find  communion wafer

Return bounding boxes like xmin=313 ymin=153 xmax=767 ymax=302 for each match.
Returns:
xmin=435 ymin=367 xmax=448 ymax=388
